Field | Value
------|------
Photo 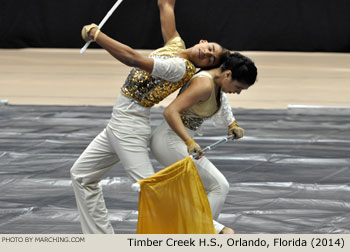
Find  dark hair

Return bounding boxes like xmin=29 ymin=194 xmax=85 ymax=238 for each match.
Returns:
xmin=221 ymin=52 xmax=257 ymax=86
xmin=199 ymin=45 xmax=231 ymax=70
xmin=219 ymin=47 xmax=231 ymax=64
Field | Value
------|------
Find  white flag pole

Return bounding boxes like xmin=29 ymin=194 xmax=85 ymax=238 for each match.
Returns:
xmin=131 ymin=135 xmax=236 ymax=192
xmin=80 ymin=0 xmax=124 ymax=54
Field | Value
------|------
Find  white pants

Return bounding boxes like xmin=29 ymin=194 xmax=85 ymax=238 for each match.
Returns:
xmin=150 ymin=120 xmax=230 ymax=233
xmin=70 ymin=95 xmax=155 ymax=233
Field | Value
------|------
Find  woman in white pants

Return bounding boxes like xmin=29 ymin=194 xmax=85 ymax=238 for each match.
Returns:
xmin=70 ymin=0 xmax=230 ymax=234
xmin=150 ymin=52 xmax=257 ymax=234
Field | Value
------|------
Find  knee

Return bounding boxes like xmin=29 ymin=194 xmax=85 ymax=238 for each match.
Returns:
xmin=208 ymin=176 xmax=230 ymax=197
xmin=70 ymin=162 xmax=82 ymax=182
xmin=220 ymin=178 xmax=230 ymax=196
xmin=70 ymin=165 xmax=93 ymax=187
xmin=70 ymin=165 xmax=78 ymax=182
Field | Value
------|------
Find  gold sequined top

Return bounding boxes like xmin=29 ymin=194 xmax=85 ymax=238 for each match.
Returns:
xmin=121 ymin=37 xmax=196 ymax=107
xmin=180 ymin=71 xmax=222 ymax=131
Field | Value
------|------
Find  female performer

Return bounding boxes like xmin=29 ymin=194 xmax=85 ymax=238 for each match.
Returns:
xmin=70 ymin=0 xmax=230 ymax=234
xmin=150 ymin=52 xmax=257 ymax=234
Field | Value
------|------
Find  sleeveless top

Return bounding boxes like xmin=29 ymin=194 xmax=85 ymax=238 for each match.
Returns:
xmin=121 ymin=36 xmax=196 ymax=107
xmin=179 ymin=71 xmax=222 ymax=130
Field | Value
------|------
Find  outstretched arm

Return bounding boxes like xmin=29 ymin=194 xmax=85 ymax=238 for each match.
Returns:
xmin=83 ymin=25 xmax=154 ymax=73
xmin=158 ymin=0 xmax=179 ymax=43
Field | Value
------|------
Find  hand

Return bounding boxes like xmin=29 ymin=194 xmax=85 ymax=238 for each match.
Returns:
xmin=81 ymin=23 xmax=100 ymax=42
xmin=185 ymin=139 xmax=204 ymax=159
xmin=219 ymin=226 xmax=235 ymax=234
xmin=228 ymin=120 xmax=244 ymax=139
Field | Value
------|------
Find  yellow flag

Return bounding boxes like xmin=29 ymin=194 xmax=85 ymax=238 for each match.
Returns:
xmin=136 ymin=156 xmax=217 ymax=234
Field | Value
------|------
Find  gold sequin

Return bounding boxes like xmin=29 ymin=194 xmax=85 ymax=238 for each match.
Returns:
xmin=180 ymin=115 xmax=204 ymax=131
xmin=120 ymin=36 xmax=196 ymax=107
xmin=121 ymin=59 xmax=195 ymax=107
xmin=180 ymin=110 xmax=212 ymax=131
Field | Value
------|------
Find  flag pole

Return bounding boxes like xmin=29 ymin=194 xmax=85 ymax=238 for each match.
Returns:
xmin=131 ymin=135 xmax=236 ymax=192
xmin=80 ymin=0 xmax=124 ymax=54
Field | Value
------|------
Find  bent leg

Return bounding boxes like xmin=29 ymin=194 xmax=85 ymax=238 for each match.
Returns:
xmin=106 ymin=95 xmax=155 ymax=181
xmin=150 ymin=121 xmax=230 ymax=233
xmin=106 ymin=126 xmax=154 ymax=182
xmin=70 ymin=129 xmax=119 ymax=234
xmin=195 ymin=157 xmax=230 ymax=219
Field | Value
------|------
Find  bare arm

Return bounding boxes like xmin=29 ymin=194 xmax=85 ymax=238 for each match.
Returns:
xmin=158 ymin=0 xmax=179 ymax=43
xmin=89 ymin=28 xmax=154 ymax=73
xmin=163 ymin=76 xmax=212 ymax=143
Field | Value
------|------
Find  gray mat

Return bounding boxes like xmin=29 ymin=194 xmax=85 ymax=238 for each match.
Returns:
xmin=0 ymin=104 xmax=349 ymax=234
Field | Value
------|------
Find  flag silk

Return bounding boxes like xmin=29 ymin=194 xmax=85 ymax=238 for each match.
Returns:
xmin=136 ymin=156 xmax=217 ymax=234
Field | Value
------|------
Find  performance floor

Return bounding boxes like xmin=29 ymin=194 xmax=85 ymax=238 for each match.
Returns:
xmin=1 ymin=49 xmax=350 ymax=233
xmin=1 ymin=104 xmax=349 ymax=234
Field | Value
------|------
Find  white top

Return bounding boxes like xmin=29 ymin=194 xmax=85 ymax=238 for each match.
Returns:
xmin=211 ymin=92 xmax=235 ymax=127
xmin=151 ymin=57 xmax=187 ymax=82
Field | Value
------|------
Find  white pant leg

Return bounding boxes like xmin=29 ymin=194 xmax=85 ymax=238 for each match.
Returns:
xmin=71 ymin=95 xmax=154 ymax=234
xmin=150 ymin=120 xmax=229 ymax=233
xmin=107 ymin=95 xmax=155 ymax=181
xmin=105 ymin=126 xmax=155 ymax=182
xmin=70 ymin=128 xmax=119 ymax=234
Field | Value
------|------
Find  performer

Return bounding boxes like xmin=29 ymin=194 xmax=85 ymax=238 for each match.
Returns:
xmin=150 ymin=52 xmax=257 ymax=234
xmin=70 ymin=0 xmax=230 ymax=234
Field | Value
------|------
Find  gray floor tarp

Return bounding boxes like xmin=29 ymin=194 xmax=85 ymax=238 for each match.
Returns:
xmin=1 ymin=104 xmax=349 ymax=234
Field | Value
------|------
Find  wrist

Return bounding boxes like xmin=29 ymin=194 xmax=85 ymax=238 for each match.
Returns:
xmin=90 ymin=27 xmax=100 ymax=41
xmin=185 ymin=138 xmax=195 ymax=146
xmin=228 ymin=120 xmax=237 ymax=129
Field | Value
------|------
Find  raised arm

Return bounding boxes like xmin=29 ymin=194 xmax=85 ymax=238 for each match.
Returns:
xmin=82 ymin=24 xmax=154 ymax=73
xmin=157 ymin=0 xmax=180 ymax=43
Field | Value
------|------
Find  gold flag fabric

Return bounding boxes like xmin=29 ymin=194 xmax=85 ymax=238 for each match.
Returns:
xmin=136 ymin=156 xmax=217 ymax=234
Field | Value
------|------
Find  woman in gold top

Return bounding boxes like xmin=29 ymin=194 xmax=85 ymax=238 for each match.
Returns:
xmin=70 ymin=0 xmax=230 ymax=234
xmin=150 ymin=52 xmax=257 ymax=234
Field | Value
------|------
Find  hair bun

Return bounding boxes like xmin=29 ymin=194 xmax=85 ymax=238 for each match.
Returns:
xmin=221 ymin=52 xmax=257 ymax=85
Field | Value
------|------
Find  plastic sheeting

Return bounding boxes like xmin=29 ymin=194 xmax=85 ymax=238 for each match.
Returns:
xmin=0 ymin=104 xmax=349 ymax=234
